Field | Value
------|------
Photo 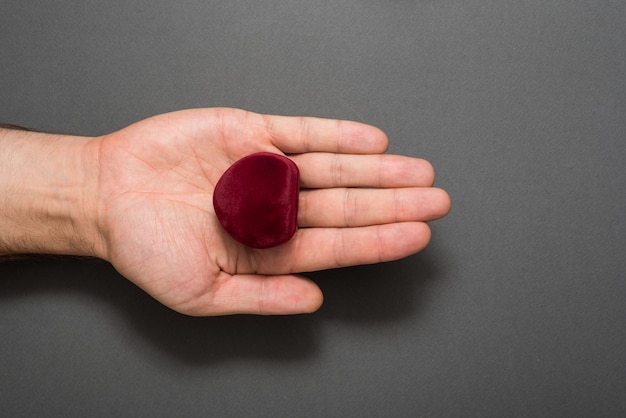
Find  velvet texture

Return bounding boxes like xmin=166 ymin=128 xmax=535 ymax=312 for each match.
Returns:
xmin=213 ymin=152 xmax=300 ymax=249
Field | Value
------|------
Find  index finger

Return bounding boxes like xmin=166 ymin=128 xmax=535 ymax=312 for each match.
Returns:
xmin=260 ymin=114 xmax=389 ymax=155
xmin=252 ymin=222 xmax=432 ymax=274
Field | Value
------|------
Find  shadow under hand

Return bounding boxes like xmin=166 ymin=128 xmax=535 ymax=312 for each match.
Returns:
xmin=309 ymin=251 xmax=441 ymax=323
xmin=0 ymin=249 xmax=442 ymax=364
xmin=0 ymin=257 xmax=318 ymax=366
xmin=122 ymin=289 xmax=320 ymax=366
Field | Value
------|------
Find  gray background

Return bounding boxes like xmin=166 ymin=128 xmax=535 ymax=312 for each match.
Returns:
xmin=1 ymin=1 xmax=625 ymax=416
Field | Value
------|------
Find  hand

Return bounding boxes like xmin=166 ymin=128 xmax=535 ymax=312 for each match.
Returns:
xmin=91 ymin=108 xmax=450 ymax=315
xmin=0 ymin=108 xmax=450 ymax=316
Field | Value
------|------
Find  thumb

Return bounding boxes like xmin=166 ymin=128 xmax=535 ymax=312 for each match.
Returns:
xmin=180 ymin=273 xmax=324 ymax=316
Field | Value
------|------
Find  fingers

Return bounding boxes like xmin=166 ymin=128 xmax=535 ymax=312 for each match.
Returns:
xmin=196 ymin=222 xmax=430 ymax=314
xmin=261 ymin=114 xmax=389 ymax=154
xmin=196 ymin=273 xmax=323 ymax=316
xmin=198 ymin=222 xmax=430 ymax=313
xmin=298 ymin=222 xmax=431 ymax=272
xmin=255 ymin=222 xmax=432 ymax=274
xmin=299 ymin=187 xmax=451 ymax=227
xmin=292 ymin=153 xmax=435 ymax=188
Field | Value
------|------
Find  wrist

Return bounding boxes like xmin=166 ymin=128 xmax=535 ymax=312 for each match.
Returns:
xmin=0 ymin=128 xmax=104 ymax=258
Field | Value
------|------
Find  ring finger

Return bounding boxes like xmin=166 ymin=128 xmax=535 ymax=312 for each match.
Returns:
xmin=291 ymin=153 xmax=436 ymax=188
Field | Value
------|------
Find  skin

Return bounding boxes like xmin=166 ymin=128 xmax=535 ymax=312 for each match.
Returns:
xmin=0 ymin=108 xmax=450 ymax=316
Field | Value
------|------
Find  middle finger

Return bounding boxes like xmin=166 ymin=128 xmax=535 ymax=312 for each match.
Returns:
xmin=298 ymin=187 xmax=450 ymax=228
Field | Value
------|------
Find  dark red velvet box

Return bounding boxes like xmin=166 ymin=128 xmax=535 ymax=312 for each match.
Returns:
xmin=213 ymin=152 xmax=300 ymax=249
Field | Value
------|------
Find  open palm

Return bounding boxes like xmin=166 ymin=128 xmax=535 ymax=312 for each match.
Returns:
xmin=94 ymin=108 xmax=450 ymax=315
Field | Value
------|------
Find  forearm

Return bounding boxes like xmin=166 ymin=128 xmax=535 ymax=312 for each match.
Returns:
xmin=0 ymin=126 xmax=103 ymax=257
